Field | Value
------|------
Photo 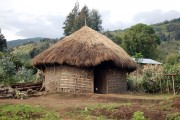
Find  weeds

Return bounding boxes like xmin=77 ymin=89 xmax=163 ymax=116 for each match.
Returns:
xmin=65 ymin=103 xmax=132 ymax=120
xmin=0 ymin=104 xmax=59 ymax=120
xmin=166 ymin=112 xmax=180 ymax=120
xmin=132 ymin=111 xmax=147 ymax=120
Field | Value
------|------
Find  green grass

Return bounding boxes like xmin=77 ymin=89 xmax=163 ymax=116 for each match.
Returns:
xmin=12 ymin=44 xmax=34 ymax=55
xmin=65 ymin=103 xmax=131 ymax=120
xmin=96 ymin=103 xmax=131 ymax=111
xmin=0 ymin=104 xmax=60 ymax=120
xmin=132 ymin=111 xmax=147 ymax=120
xmin=166 ymin=113 xmax=180 ymax=120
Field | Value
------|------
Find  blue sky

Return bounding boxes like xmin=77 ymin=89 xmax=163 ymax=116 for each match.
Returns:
xmin=1 ymin=0 xmax=180 ymax=40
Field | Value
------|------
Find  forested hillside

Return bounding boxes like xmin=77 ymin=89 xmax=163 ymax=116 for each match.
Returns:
xmin=104 ymin=17 xmax=180 ymax=42
xmin=9 ymin=38 xmax=59 ymax=64
xmin=103 ymin=17 xmax=180 ymax=63
xmin=152 ymin=17 xmax=180 ymax=41
xmin=7 ymin=37 xmax=43 ymax=49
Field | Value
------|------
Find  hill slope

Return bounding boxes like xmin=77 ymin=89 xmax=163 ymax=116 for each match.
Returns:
xmin=152 ymin=17 xmax=180 ymax=41
xmin=103 ymin=17 xmax=180 ymax=63
xmin=7 ymin=37 xmax=44 ymax=49
xmin=10 ymin=38 xmax=59 ymax=63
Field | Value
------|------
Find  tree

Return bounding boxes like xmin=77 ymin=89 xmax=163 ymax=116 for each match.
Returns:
xmin=89 ymin=9 xmax=103 ymax=32
xmin=73 ymin=5 xmax=90 ymax=32
xmin=103 ymin=30 xmax=122 ymax=45
xmin=63 ymin=2 xmax=79 ymax=36
xmin=63 ymin=2 xmax=103 ymax=36
xmin=123 ymin=24 xmax=160 ymax=58
xmin=0 ymin=29 xmax=7 ymax=52
xmin=165 ymin=53 xmax=179 ymax=65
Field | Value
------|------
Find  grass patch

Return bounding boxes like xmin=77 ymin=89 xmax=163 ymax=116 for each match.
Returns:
xmin=0 ymin=104 xmax=60 ymax=120
xmin=65 ymin=103 xmax=131 ymax=120
xmin=96 ymin=103 xmax=131 ymax=111
xmin=132 ymin=111 xmax=147 ymax=120
xmin=166 ymin=112 xmax=180 ymax=120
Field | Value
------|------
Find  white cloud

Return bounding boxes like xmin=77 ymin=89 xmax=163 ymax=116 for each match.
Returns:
xmin=132 ymin=10 xmax=180 ymax=25
xmin=0 ymin=0 xmax=180 ymax=40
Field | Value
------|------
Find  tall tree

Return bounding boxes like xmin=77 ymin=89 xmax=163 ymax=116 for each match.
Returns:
xmin=123 ymin=24 xmax=160 ymax=58
xmin=74 ymin=5 xmax=90 ymax=32
xmin=89 ymin=9 xmax=103 ymax=32
xmin=0 ymin=29 xmax=7 ymax=52
xmin=63 ymin=2 xmax=103 ymax=36
xmin=63 ymin=2 xmax=79 ymax=36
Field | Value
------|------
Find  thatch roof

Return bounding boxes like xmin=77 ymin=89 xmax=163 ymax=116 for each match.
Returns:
xmin=32 ymin=26 xmax=136 ymax=71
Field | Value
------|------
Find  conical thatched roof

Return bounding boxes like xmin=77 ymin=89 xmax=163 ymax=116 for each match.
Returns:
xmin=32 ymin=26 xmax=136 ymax=71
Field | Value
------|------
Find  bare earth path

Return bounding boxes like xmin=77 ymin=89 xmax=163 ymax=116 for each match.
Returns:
xmin=0 ymin=93 xmax=98 ymax=112
xmin=0 ymin=93 xmax=171 ymax=110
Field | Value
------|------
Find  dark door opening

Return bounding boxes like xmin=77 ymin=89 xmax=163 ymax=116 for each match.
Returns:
xmin=94 ymin=64 xmax=107 ymax=94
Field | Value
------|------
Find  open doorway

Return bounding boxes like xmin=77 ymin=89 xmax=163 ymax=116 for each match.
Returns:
xmin=94 ymin=64 xmax=107 ymax=94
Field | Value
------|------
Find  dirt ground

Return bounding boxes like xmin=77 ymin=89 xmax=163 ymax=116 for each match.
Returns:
xmin=0 ymin=92 xmax=179 ymax=120
xmin=0 ymin=93 xmax=167 ymax=110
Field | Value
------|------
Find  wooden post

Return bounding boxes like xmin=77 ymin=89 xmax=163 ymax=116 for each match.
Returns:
xmin=172 ymin=75 xmax=176 ymax=95
xmin=160 ymin=76 xmax=162 ymax=94
xmin=167 ymin=77 xmax=169 ymax=94
xmin=164 ymin=74 xmax=176 ymax=95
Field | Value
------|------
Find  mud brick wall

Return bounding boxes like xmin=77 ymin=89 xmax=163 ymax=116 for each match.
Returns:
xmin=44 ymin=65 xmax=94 ymax=93
xmin=106 ymin=68 xmax=127 ymax=93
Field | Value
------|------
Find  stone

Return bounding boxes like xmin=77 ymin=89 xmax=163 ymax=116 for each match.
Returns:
xmin=4 ymin=93 xmax=13 ymax=98
xmin=14 ymin=90 xmax=28 ymax=99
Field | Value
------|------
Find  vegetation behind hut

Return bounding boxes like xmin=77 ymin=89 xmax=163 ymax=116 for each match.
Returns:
xmin=63 ymin=2 xmax=103 ymax=36
xmin=0 ymin=30 xmax=7 ymax=52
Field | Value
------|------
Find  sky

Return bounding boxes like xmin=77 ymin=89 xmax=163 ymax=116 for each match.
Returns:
xmin=1 ymin=0 xmax=180 ymax=41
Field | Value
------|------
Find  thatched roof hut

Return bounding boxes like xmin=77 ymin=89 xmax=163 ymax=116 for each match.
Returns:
xmin=32 ymin=26 xmax=136 ymax=94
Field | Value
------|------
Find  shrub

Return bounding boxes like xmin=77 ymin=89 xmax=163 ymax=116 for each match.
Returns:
xmin=128 ymin=63 xmax=180 ymax=94
xmin=142 ymin=70 xmax=161 ymax=93
xmin=132 ymin=111 xmax=146 ymax=120
xmin=0 ymin=53 xmax=36 ymax=84
xmin=0 ymin=104 xmax=59 ymax=120
xmin=127 ymin=76 xmax=144 ymax=92
xmin=0 ymin=56 xmax=16 ymax=84
xmin=15 ymin=67 xmax=34 ymax=83
xmin=163 ymin=63 xmax=180 ymax=93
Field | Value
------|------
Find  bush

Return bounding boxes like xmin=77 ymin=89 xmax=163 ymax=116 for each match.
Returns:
xmin=0 ymin=104 xmax=59 ymax=120
xmin=0 ymin=53 xmax=36 ymax=84
xmin=132 ymin=111 xmax=146 ymax=120
xmin=127 ymin=76 xmax=144 ymax=92
xmin=128 ymin=63 xmax=180 ymax=94
xmin=165 ymin=53 xmax=179 ymax=65
xmin=142 ymin=70 xmax=161 ymax=93
xmin=15 ymin=67 xmax=34 ymax=83
xmin=0 ymin=56 xmax=16 ymax=84
xmin=163 ymin=64 xmax=180 ymax=93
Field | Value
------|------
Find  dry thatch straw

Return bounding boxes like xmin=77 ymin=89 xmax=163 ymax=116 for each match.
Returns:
xmin=32 ymin=26 xmax=137 ymax=71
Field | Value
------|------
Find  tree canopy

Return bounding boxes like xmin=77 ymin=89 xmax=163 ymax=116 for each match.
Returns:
xmin=123 ymin=23 xmax=160 ymax=59
xmin=0 ymin=29 xmax=7 ymax=52
xmin=103 ymin=30 xmax=122 ymax=45
xmin=63 ymin=2 xmax=102 ymax=36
